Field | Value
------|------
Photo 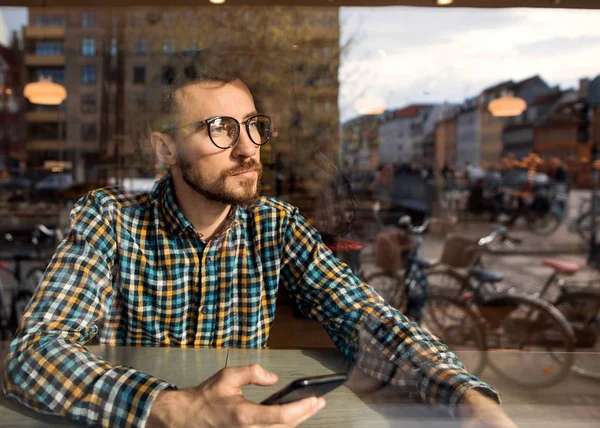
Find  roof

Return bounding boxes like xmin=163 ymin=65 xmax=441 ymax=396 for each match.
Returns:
xmin=392 ymin=104 xmax=434 ymax=118
xmin=482 ymin=80 xmax=514 ymax=95
xmin=537 ymin=100 xmax=582 ymax=126
xmin=512 ymin=75 xmax=547 ymax=92
xmin=532 ymin=91 xmax=564 ymax=106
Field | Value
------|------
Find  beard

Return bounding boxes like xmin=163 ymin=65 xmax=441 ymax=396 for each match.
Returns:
xmin=177 ymin=156 xmax=263 ymax=206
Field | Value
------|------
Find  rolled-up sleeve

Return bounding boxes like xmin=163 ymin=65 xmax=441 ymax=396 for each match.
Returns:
xmin=2 ymin=193 xmax=174 ymax=427
xmin=279 ymin=208 xmax=499 ymax=406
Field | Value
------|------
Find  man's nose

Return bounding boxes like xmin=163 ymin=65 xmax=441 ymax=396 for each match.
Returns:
xmin=232 ymin=127 xmax=258 ymax=158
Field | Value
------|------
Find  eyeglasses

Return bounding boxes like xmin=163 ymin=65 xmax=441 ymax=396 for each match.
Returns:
xmin=163 ymin=114 xmax=273 ymax=149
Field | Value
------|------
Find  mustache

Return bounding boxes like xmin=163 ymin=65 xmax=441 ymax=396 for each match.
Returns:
xmin=226 ymin=159 xmax=263 ymax=176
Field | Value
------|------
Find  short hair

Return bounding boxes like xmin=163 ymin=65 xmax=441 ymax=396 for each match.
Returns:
xmin=147 ymin=49 xmax=243 ymax=133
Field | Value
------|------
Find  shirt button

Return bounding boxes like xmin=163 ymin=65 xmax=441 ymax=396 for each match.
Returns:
xmin=201 ymin=306 xmax=208 ymax=315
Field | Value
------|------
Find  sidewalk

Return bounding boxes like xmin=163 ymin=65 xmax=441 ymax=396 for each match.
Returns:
xmin=436 ymin=220 xmax=586 ymax=255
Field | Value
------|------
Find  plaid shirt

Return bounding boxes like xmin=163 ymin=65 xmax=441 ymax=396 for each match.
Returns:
xmin=3 ymin=175 xmax=498 ymax=427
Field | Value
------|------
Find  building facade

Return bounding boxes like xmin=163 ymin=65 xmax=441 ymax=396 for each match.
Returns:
xmin=456 ymin=100 xmax=480 ymax=167
xmin=0 ymin=35 xmax=24 ymax=176
xmin=377 ymin=104 xmax=434 ymax=167
xmin=435 ymin=112 xmax=458 ymax=172
xmin=23 ymin=7 xmax=341 ymax=195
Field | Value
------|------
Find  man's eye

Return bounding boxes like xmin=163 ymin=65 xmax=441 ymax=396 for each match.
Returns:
xmin=248 ymin=121 xmax=258 ymax=129
xmin=212 ymin=126 xmax=225 ymax=134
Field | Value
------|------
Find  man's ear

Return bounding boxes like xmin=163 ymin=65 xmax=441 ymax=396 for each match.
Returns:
xmin=151 ymin=132 xmax=177 ymax=166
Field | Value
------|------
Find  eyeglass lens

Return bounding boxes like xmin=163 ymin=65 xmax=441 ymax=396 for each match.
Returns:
xmin=208 ymin=116 xmax=271 ymax=148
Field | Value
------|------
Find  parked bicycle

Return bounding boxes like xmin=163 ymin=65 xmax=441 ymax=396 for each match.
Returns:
xmin=363 ymin=216 xmax=433 ymax=324
xmin=0 ymin=223 xmax=62 ymax=339
xmin=422 ymin=228 xmax=576 ymax=389
xmin=485 ymin=228 xmax=600 ymax=381
xmin=567 ymin=193 xmax=600 ymax=246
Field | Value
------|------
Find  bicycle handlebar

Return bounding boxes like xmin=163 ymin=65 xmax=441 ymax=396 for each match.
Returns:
xmin=477 ymin=226 xmax=522 ymax=247
xmin=397 ymin=216 xmax=430 ymax=236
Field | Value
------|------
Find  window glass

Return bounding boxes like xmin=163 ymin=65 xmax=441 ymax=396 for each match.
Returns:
xmin=35 ymin=68 xmax=65 ymax=84
xmin=81 ymin=65 xmax=97 ymax=84
xmin=34 ymin=42 xmax=63 ymax=56
xmin=81 ymin=38 xmax=96 ymax=56
xmin=133 ymin=66 xmax=146 ymax=84
xmin=81 ymin=94 xmax=97 ymax=113
xmin=81 ymin=123 xmax=98 ymax=141
xmin=82 ymin=11 xmax=96 ymax=27
xmin=135 ymin=38 xmax=147 ymax=56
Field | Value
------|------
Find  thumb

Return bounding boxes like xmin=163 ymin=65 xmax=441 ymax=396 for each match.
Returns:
xmin=221 ymin=364 xmax=279 ymax=388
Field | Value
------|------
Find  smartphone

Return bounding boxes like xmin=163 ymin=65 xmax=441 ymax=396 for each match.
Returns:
xmin=261 ymin=373 xmax=348 ymax=405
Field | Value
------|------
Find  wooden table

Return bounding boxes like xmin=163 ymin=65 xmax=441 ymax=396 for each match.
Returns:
xmin=0 ymin=346 xmax=599 ymax=427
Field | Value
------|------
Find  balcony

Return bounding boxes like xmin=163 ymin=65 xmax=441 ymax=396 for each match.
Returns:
xmin=24 ymin=26 xmax=65 ymax=39
xmin=25 ymin=110 xmax=67 ymax=123
xmin=25 ymin=54 xmax=65 ymax=67
xmin=27 ymin=140 xmax=63 ymax=152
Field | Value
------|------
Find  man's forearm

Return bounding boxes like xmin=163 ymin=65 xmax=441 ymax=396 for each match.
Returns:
xmin=3 ymin=335 xmax=174 ymax=428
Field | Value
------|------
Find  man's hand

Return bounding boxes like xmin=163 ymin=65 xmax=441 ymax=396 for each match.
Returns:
xmin=458 ymin=389 xmax=517 ymax=428
xmin=147 ymin=364 xmax=326 ymax=427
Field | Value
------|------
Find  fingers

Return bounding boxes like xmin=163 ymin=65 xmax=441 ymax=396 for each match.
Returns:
xmin=247 ymin=397 xmax=326 ymax=427
xmin=219 ymin=364 xmax=279 ymax=388
xmin=280 ymin=396 xmax=326 ymax=427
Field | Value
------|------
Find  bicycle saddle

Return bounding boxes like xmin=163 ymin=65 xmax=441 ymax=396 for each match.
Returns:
xmin=471 ymin=268 xmax=504 ymax=283
xmin=541 ymin=258 xmax=579 ymax=276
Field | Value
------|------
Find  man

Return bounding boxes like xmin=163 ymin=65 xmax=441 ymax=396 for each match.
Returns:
xmin=3 ymin=53 xmax=514 ymax=427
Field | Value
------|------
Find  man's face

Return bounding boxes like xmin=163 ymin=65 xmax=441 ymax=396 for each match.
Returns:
xmin=172 ymin=80 xmax=263 ymax=206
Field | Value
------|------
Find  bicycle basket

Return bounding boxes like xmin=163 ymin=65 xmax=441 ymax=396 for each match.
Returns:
xmin=439 ymin=235 xmax=482 ymax=269
xmin=375 ymin=228 xmax=417 ymax=274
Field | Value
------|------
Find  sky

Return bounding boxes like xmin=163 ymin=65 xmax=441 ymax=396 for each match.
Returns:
xmin=339 ymin=7 xmax=600 ymax=120
xmin=0 ymin=7 xmax=26 ymax=45
xmin=1 ymin=6 xmax=599 ymax=122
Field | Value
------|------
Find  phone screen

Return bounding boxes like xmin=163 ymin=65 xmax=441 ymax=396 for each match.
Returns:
xmin=261 ymin=373 xmax=348 ymax=405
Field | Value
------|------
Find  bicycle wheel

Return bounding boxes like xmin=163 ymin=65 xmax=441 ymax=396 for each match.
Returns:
xmin=554 ymin=291 xmax=600 ymax=380
xmin=421 ymin=293 xmax=487 ymax=376
xmin=364 ymin=272 xmax=404 ymax=309
xmin=576 ymin=212 xmax=600 ymax=244
xmin=426 ymin=270 xmax=466 ymax=299
xmin=24 ymin=267 xmax=45 ymax=292
xmin=10 ymin=290 xmax=33 ymax=332
xmin=528 ymin=211 xmax=561 ymax=236
xmin=481 ymin=294 xmax=575 ymax=389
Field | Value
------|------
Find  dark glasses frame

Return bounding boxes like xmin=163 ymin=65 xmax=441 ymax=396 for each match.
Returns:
xmin=162 ymin=114 xmax=273 ymax=149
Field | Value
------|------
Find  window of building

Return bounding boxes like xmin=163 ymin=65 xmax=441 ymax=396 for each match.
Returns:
xmin=81 ymin=123 xmax=98 ymax=141
xmin=110 ymin=38 xmax=118 ymax=56
xmin=133 ymin=66 xmax=146 ymax=84
xmin=34 ymin=42 xmax=63 ymax=56
xmin=35 ymin=15 xmax=66 ymax=27
xmin=82 ymin=11 xmax=96 ymax=28
xmin=162 ymin=39 xmax=175 ymax=55
xmin=188 ymin=13 xmax=198 ymax=28
xmin=81 ymin=93 xmax=97 ymax=113
xmin=108 ymin=65 xmax=117 ymax=82
xmin=161 ymin=65 xmax=174 ymax=86
xmin=35 ymin=68 xmax=65 ymax=84
xmin=81 ymin=65 xmax=97 ymax=84
xmin=82 ymin=38 xmax=96 ymax=56
xmin=136 ymin=38 xmax=147 ymax=56
xmin=164 ymin=11 xmax=176 ymax=28
xmin=185 ymin=40 xmax=200 ymax=55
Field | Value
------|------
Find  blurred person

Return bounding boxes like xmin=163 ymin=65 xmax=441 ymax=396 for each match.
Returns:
xmin=551 ymin=157 xmax=567 ymax=183
xmin=3 ymin=51 xmax=514 ymax=428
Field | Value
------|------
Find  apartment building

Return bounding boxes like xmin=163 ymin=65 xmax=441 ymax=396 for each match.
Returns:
xmin=23 ymin=7 xmax=340 ymax=193
xmin=0 ymin=35 xmax=24 ymax=175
